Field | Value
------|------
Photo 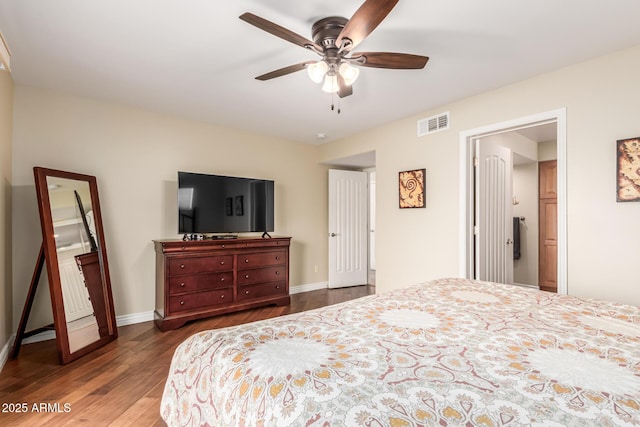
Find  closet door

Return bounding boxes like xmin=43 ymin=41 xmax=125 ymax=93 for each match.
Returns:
xmin=475 ymin=140 xmax=513 ymax=284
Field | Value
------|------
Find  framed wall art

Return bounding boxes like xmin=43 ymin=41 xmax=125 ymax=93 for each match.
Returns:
xmin=399 ymin=168 xmax=426 ymax=208
xmin=616 ymin=137 xmax=640 ymax=202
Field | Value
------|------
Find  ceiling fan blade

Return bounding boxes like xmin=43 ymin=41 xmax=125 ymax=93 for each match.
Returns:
xmin=337 ymin=74 xmax=353 ymax=98
xmin=352 ymin=52 xmax=429 ymax=69
xmin=336 ymin=0 xmax=399 ymax=52
xmin=255 ymin=61 xmax=316 ymax=81
xmin=240 ymin=13 xmax=323 ymax=53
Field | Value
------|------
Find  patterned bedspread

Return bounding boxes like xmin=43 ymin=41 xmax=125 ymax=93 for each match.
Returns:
xmin=161 ymin=278 xmax=640 ymax=426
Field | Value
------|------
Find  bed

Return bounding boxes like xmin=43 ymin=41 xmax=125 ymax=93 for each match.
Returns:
xmin=161 ymin=277 xmax=640 ymax=426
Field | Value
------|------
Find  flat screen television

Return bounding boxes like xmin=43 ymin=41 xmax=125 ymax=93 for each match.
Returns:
xmin=178 ymin=171 xmax=274 ymax=236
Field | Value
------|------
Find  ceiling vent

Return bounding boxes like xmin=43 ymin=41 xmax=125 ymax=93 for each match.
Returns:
xmin=417 ymin=112 xmax=449 ymax=137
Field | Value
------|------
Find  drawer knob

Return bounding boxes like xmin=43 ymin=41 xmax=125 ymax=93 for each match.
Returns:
xmin=220 ymin=261 xmax=225 ymax=265
xmin=244 ymin=259 xmax=249 ymax=263
xmin=275 ymin=285 xmax=280 ymax=289
xmin=220 ymin=294 xmax=225 ymax=299
xmin=245 ymin=274 xmax=250 ymax=279
xmin=180 ymin=282 xmax=185 ymax=287
xmin=181 ymin=246 xmax=185 ymax=251
xmin=244 ymin=290 xmax=250 ymax=295
xmin=220 ymin=277 xmax=225 ymax=282
xmin=180 ymin=300 xmax=185 ymax=305
xmin=180 ymin=264 xmax=185 ymax=269
xmin=275 ymin=271 xmax=280 ymax=275
xmin=275 ymin=256 xmax=280 ymax=260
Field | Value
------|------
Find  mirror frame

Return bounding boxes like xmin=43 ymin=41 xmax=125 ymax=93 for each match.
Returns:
xmin=33 ymin=167 xmax=117 ymax=364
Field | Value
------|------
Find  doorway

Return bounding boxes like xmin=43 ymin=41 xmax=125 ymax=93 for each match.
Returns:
xmin=328 ymin=169 xmax=368 ymax=288
xmin=459 ymin=109 xmax=567 ymax=294
xmin=475 ymin=129 xmax=557 ymax=288
xmin=323 ymin=151 xmax=376 ymax=289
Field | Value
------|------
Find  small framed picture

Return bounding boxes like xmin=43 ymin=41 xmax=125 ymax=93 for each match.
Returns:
xmin=399 ymin=169 xmax=426 ymax=208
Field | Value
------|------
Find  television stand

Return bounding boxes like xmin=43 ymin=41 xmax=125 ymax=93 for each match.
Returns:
xmin=154 ymin=236 xmax=291 ymax=331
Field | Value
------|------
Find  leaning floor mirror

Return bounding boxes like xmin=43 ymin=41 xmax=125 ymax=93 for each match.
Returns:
xmin=14 ymin=167 xmax=118 ymax=364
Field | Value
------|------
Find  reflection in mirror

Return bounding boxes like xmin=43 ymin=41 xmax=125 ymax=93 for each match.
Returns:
xmin=47 ymin=177 xmax=108 ymax=353
xmin=13 ymin=167 xmax=117 ymax=364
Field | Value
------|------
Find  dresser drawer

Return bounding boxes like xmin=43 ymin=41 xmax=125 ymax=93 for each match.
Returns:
xmin=168 ymin=255 xmax=233 ymax=276
xmin=239 ymin=250 xmax=286 ymax=268
xmin=168 ymin=272 xmax=233 ymax=295
xmin=237 ymin=281 xmax=287 ymax=302
xmin=237 ymin=265 xmax=285 ymax=286
xmin=169 ymin=288 xmax=233 ymax=313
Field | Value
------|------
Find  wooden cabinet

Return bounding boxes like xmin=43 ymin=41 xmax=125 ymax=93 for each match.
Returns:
xmin=154 ymin=237 xmax=291 ymax=331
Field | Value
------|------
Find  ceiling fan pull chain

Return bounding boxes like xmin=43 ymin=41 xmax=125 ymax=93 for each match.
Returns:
xmin=329 ymin=93 xmax=342 ymax=114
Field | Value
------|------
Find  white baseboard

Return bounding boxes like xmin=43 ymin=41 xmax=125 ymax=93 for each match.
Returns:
xmin=290 ymin=281 xmax=328 ymax=294
xmin=0 ymin=336 xmax=12 ymax=374
xmin=512 ymin=282 xmax=540 ymax=290
xmin=23 ymin=330 xmax=56 ymax=345
xmin=116 ymin=311 xmax=155 ymax=326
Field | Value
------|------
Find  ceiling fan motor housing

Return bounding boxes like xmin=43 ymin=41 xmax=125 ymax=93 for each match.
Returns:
xmin=311 ymin=17 xmax=348 ymax=50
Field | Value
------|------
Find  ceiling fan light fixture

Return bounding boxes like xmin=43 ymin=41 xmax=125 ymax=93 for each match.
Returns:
xmin=338 ymin=62 xmax=359 ymax=86
xmin=322 ymin=73 xmax=339 ymax=93
xmin=240 ymin=1 xmax=429 ymax=103
xmin=307 ymin=60 xmax=328 ymax=83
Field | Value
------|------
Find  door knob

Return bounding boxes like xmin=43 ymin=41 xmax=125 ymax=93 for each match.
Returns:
xmin=506 ymin=238 xmax=514 ymax=245
xmin=329 ymin=233 xmax=339 ymax=237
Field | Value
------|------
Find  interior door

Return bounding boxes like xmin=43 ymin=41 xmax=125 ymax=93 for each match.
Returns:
xmin=328 ymin=169 xmax=368 ymax=288
xmin=475 ymin=139 xmax=514 ymax=283
xmin=539 ymin=160 xmax=558 ymax=292
xmin=369 ymin=172 xmax=376 ymax=271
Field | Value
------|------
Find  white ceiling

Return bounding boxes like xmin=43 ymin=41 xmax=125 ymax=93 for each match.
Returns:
xmin=1 ymin=0 xmax=640 ymax=145
xmin=515 ymin=123 xmax=557 ymax=145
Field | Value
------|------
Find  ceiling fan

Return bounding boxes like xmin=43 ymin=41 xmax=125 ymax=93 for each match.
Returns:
xmin=239 ymin=0 xmax=429 ymax=99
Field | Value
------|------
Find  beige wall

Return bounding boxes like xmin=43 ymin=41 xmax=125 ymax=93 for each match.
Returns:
xmin=8 ymin=43 xmax=640 ymax=336
xmin=0 ymin=70 xmax=12 ymax=357
xmin=512 ymin=162 xmax=538 ymax=286
xmin=11 ymin=86 xmax=329 ymax=327
xmin=320 ymin=44 xmax=640 ymax=306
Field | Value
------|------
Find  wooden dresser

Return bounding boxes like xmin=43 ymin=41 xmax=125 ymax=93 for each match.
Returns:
xmin=154 ymin=236 xmax=291 ymax=331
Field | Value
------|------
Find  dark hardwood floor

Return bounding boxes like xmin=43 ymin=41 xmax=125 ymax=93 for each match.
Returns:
xmin=0 ymin=285 xmax=374 ymax=426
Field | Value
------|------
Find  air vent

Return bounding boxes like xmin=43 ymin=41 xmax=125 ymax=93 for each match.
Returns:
xmin=417 ymin=112 xmax=449 ymax=137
